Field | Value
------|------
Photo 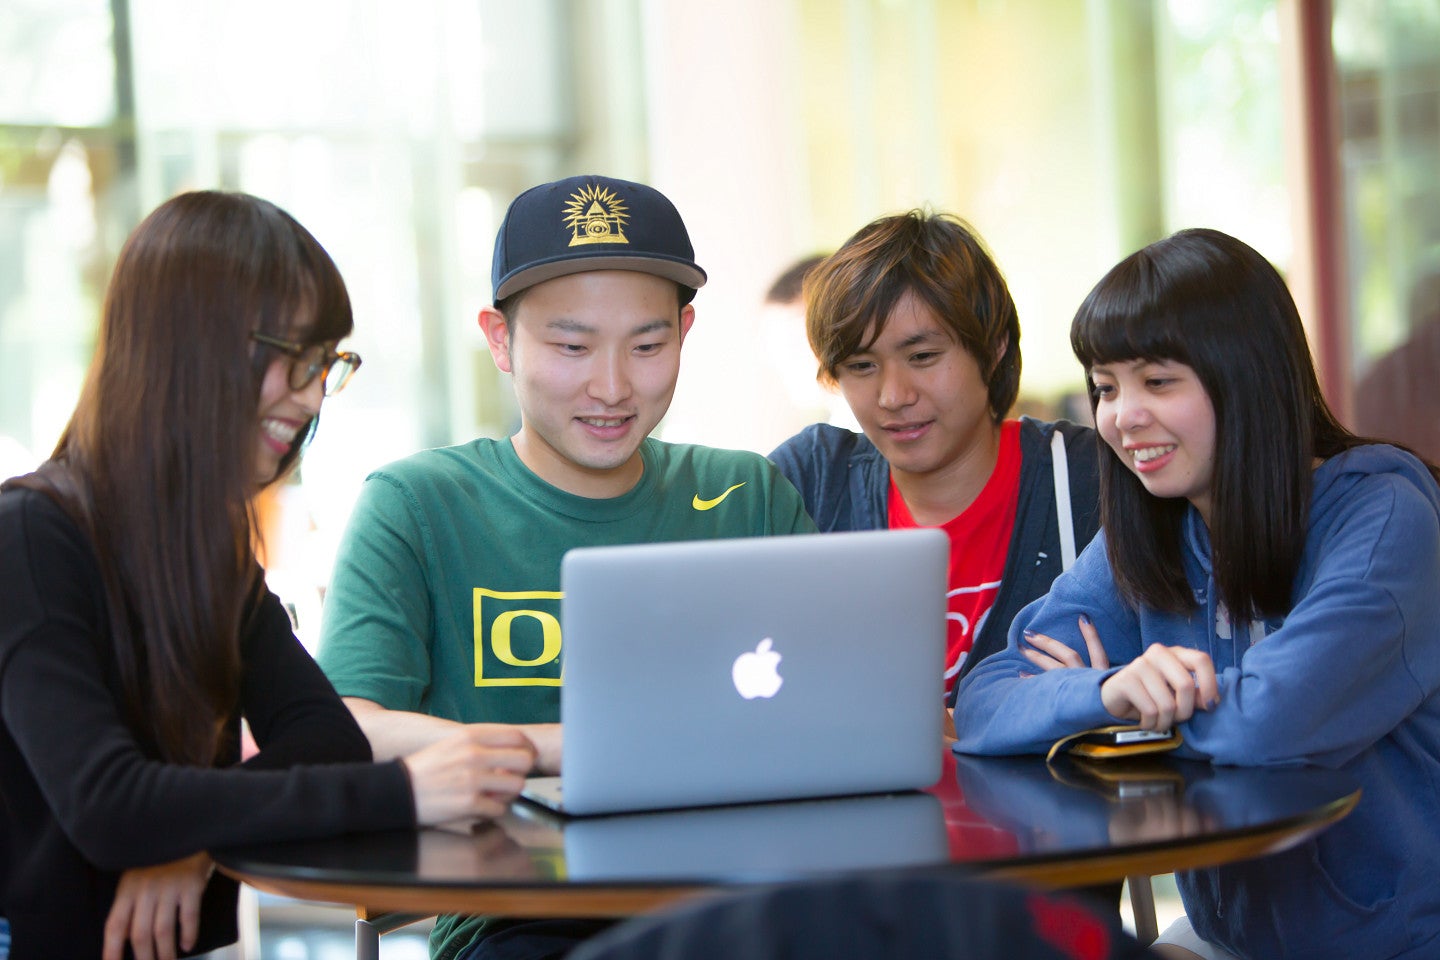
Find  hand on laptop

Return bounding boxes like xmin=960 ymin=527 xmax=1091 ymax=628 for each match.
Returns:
xmin=519 ymin=722 xmax=562 ymax=775
xmin=402 ymin=726 xmax=536 ymax=826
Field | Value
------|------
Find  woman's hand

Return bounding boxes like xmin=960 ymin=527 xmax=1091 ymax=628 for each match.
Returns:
xmin=403 ymin=726 xmax=537 ymax=826
xmin=1099 ymin=644 xmax=1219 ymax=731
xmin=1022 ymin=615 xmax=1110 ymax=672
xmin=103 ymin=852 xmax=213 ymax=960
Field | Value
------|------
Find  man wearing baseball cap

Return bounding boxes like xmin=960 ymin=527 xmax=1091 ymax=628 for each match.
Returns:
xmin=318 ymin=175 xmax=814 ymax=960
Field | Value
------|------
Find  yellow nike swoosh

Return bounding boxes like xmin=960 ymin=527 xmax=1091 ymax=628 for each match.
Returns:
xmin=692 ymin=482 xmax=747 ymax=511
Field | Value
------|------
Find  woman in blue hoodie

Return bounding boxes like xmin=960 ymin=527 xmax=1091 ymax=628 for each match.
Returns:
xmin=952 ymin=227 xmax=1440 ymax=960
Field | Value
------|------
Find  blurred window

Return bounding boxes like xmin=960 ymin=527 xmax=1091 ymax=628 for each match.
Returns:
xmin=1337 ymin=1 xmax=1440 ymax=461
xmin=0 ymin=0 xmax=644 ymax=636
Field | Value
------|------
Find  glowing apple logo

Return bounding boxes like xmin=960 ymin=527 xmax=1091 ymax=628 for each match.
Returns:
xmin=731 ymin=638 xmax=783 ymax=699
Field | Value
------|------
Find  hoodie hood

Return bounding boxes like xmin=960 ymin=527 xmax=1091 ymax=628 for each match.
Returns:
xmin=1313 ymin=442 xmax=1440 ymax=520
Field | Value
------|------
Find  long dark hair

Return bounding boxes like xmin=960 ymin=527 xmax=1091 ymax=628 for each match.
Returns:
xmin=8 ymin=191 xmax=352 ymax=765
xmin=1070 ymin=227 xmax=1436 ymax=619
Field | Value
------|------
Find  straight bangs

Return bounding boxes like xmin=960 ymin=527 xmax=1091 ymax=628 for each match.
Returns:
xmin=1067 ymin=240 xmax=1220 ymax=615
xmin=241 ymin=203 xmax=353 ymax=479
xmin=1069 ymin=255 xmax=1195 ymax=375
xmin=265 ymin=208 xmax=353 ymax=348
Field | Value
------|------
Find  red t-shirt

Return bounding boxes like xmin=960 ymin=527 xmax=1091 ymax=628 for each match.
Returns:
xmin=888 ymin=419 xmax=1021 ymax=695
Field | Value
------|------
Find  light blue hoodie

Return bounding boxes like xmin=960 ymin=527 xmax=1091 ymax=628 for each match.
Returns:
xmin=953 ymin=444 xmax=1440 ymax=960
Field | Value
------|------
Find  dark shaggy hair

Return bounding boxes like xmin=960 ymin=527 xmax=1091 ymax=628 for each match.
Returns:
xmin=803 ymin=210 xmax=1021 ymax=422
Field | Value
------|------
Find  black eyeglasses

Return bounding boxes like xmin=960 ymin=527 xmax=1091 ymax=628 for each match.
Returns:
xmin=251 ymin=332 xmax=362 ymax=397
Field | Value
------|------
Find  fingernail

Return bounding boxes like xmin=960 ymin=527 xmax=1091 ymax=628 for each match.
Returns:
xmin=1207 ymin=697 xmax=1220 ymax=710
xmin=1080 ymin=613 xmax=1092 ymax=626
xmin=1023 ymin=629 xmax=1036 ymax=640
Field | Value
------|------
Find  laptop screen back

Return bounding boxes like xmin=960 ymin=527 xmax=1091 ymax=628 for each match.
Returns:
xmin=551 ymin=528 xmax=948 ymax=815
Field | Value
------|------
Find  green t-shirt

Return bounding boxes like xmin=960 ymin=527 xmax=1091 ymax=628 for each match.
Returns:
xmin=317 ymin=436 xmax=814 ymax=959
xmin=319 ymin=436 xmax=813 ymax=723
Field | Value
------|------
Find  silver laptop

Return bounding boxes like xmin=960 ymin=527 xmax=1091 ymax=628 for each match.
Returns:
xmin=522 ymin=528 xmax=949 ymax=816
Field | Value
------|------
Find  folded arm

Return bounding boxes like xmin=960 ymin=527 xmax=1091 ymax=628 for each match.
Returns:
xmin=952 ymin=534 xmax=1142 ymax=754
xmin=1182 ymin=479 xmax=1440 ymax=767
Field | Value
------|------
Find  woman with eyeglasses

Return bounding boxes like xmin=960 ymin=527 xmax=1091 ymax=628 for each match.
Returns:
xmin=0 ymin=191 xmax=535 ymax=960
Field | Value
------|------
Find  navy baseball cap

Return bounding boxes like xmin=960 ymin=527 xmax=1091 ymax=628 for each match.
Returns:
xmin=490 ymin=174 xmax=707 ymax=304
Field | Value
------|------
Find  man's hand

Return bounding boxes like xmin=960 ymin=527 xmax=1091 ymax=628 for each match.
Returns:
xmin=403 ymin=726 xmax=537 ymax=826
xmin=103 ymin=852 xmax=213 ymax=960
xmin=342 ymin=698 xmax=560 ymax=774
xmin=519 ymin=723 xmax=562 ymax=775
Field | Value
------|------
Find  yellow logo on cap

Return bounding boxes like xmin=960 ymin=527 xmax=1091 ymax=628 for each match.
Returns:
xmin=564 ymin=184 xmax=630 ymax=247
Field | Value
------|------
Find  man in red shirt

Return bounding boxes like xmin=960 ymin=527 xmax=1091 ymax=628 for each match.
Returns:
xmin=769 ymin=211 xmax=1115 ymax=916
xmin=769 ymin=210 xmax=1103 ymax=701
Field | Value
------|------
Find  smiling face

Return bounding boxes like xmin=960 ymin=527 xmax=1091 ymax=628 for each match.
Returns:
xmin=254 ymin=349 xmax=324 ymax=486
xmin=834 ymin=291 xmax=999 ymax=486
xmin=480 ymin=270 xmax=694 ymax=499
xmin=1090 ymin=358 xmax=1218 ymax=525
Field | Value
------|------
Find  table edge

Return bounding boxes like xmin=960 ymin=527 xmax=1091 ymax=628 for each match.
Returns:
xmin=218 ymin=787 xmax=1360 ymax=917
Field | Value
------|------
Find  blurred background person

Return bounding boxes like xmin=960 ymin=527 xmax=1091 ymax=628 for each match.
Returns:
xmin=754 ymin=252 xmax=859 ymax=452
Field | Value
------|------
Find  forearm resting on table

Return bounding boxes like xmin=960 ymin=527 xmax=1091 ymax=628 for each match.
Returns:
xmin=342 ymin=697 xmax=561 ymax=774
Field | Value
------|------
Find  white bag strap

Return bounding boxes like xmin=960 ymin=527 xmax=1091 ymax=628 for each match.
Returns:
xmin=1051 ymin=429 xmax=1077 ymax=571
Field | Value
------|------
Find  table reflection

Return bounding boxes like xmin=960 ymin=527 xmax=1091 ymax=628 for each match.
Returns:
xmin=947 ymin=752 xmax=1358 ymax=862
xmin=214 ymin=753 xmax=1359 ymax=909
xmin=525 ymin=791 xmax=948 ymax=882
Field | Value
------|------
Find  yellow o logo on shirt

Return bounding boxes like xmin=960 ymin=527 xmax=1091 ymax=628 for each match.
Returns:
xmin=490 ymin=609 xmax=562 ymax=667
xmin=473 ymin=587 xmax=564 ymax=687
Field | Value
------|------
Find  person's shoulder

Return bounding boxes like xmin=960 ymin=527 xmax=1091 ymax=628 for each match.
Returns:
xmin=769 ymin=423 xmax=871 ymax=463
xmin=646 ymin=440 xmax=813 ymax=531
xmin=1315 ymin=444 xmax=1440 ymax=526
xmin=649 ymin=438 xmax=778 ymax=476
xmin=1017 ymin=417 xmax=1099 ymax=467
xmin=1305 ymin=448 xmax=1440 ymax=602
xmin=0 ymin=484 xmax=82 ymax=546
xmin=0 ymin=482 xmax=41 ymax=520
xmin=1017 ymin=415 xmax=1095 ymax=446
xmin=0 ymin=484 xmax=96 ymax=631
xmin=364 ymin=438 xmax=503 ymax=487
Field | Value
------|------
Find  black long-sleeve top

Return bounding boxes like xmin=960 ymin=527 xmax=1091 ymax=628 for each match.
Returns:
xmin=0 ymin=486 xmax=415 ymax=959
